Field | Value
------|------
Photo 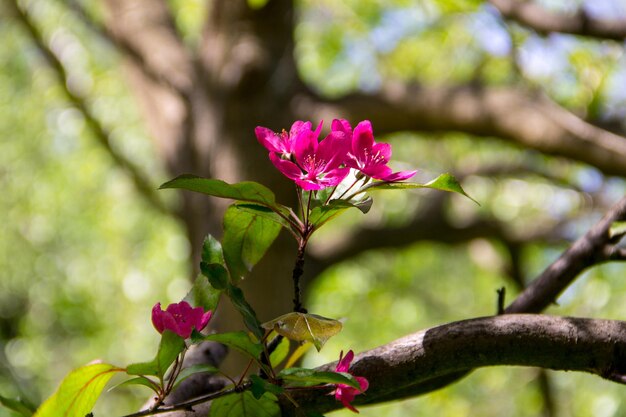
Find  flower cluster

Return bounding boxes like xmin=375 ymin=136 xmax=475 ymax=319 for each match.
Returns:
xmin=334 ymin=350 xmax=369 ymax=413
xmin=151 ymin=301 xmax=212 ymax=339
xmin=256 ymin=119 xmax=416 ymax=191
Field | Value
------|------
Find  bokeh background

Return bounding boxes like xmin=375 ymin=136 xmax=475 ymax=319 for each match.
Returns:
xmin=2 ymin=0 xmax=626 ymax=416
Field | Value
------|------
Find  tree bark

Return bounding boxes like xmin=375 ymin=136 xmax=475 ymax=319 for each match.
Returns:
xmin=280 ymin=315 xmax=626 ymax=415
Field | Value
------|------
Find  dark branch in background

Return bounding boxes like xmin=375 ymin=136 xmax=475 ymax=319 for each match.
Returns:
xmin=7 ymin=0 xmax=169 ymax=214
xmin=506 ymin=195 xmax=626 ymax=313
xmin=296 ymin=84 xmax=626 ymax=178
xmin=489 ymin=0 xmax=626 ymax=41
xmin=309 ymin=191 xmax=565 ymax=274
xmin=281 ymin=315 xmax=626 ymax=415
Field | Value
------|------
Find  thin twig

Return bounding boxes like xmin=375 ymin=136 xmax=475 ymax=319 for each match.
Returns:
xmin=292 ymin=245 xmax=307 ymax=313
xmin=120 ymin=383 xmax=249 ymax=417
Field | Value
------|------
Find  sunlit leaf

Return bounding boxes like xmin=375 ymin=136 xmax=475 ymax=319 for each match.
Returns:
xmin=278 ymin=368 xmax=360 ymax=389
xmin=309 ymin=197 xmax=371 ymax=230
xmin=223 ymin=204 xmax=282 ymax=281
xmin=609 ymin=221 xmax=626 ymax=239
xmin=261 ymin=313 xmax=342 ymax=351
xmin=268 ymin=335 xmax=290 ymax=368
xmin=34 ymin=363 xmax=122 ymax=417
xmin=284 ymin=342 xmax=313 ymax=369
xmin=202 ymin=234 xmax=227 ymax=267
xmin=0 ymin=394 xmax=35 ymax=416
xmin=247 ymin=0 xmax=269 ymax=9
xmin=126 ymin=330 xmax=185 ymax=378
xmin=184 ymin=274 xmax=222 ymax=312
xmin=210 ymin=391 xmax=280 ymax=417
xmin=367 ymin=173 xmax=479 ymax=204
xmin=234 ymin=203 xmax=293 ymax=231
xmin=159 ymin=175 xmax=289 ymax=215
xmin=108 ymin=376 xmax=159 ymax=394
xmin=200 ymin=331 xmax=263 ymax=360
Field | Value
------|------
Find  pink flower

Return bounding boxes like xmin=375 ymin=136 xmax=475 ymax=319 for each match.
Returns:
xmin=151 ymin=301 xmax=212 ymax=339
xmin=260 ymin=121 xmax=350 ymax=191
xmin=333 ymin=350 xmax=369 ymax=413
xmin=332 ymin=119 xmax=416 ymax=182
xmin=255 ymin=121 xmax=322 ymax=158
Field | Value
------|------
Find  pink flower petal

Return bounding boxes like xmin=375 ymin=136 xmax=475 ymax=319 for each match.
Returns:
xmin=336 ymin=350 xmax=354 ymax=373
xmin=317 ymin=131 xmax=350 ymax=169
xmin=255 ymin=126 xmax=283 ymax=153
xmin=151 ymin=303 xmax=165 ymax=333
xmin=161 ymin=313 xmax=182 ymax=337
xmin=331 ymin=119 xmax=352 ymax=136
xmin=351 ymin=121 xmax=375 ymax=161
xmin=381 ymin=170 xmax=417 ymax=182
xmin=198 ymin=310 xmax=213 ymax=332
xmin=269 ymin=153 xmax=303 ymax=181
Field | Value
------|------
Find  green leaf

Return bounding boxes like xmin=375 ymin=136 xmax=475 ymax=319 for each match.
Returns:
xmin=159 ymin=175 xmax=289 ymax=215
xmin=200 ymin=331 xmax=263 ymax=360
xmin=309 ymin=197 xmax=372 ymax=230
xmin=223 ymin=204 xmax=282 ymax=281
xmin=202 ymin=234 xmax=227 ymax=267
xmin=268 ymin=335 xmax=290 ymax=368
xmin=0 ymin=394 xmax=35 ymax=416
xmin=184 ymin=274 xmax=222 ymax=312
xmin=261 ymin=313 xmax=342 ymax=351
xmin=34 ymin=363 xmax=122 ymax=417
xmin=200 ymin=263 xmax=230 ymax=291
xmin=210 ymin=391 xmax=280 ymax=417
xmin=108 ymin=376 xmax=160 ymax=394
xmin=368 ymin=173 xmax=479 ymax=204
xmin=249 ymin=375 xmax=284 ymax=399
xmin=609 ymin=221 xmax=626 ymax=239
xmin=226 ymin=284 xmax=264 ymax=339
xmin=126 ymin=331 xmax=185 ymax=378
xmin=234 ymin=203 xmax=293 ymax=231
xmin=247 ymin=0 xmax=269 ymax=9
xmin=278 ymin=368 xmax=360 ymax=389
xmin=173 ymin=364 xmax=220 ymax=391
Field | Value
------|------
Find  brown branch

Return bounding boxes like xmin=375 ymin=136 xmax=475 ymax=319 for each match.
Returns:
xmin=309 ymin=192 xmax=564 ymax=274
xmin=295 ymin=84 xmax=626 ymax=178
xmin=489 ymin=0 xmax=626 ymax=41
xmin=280 ymin=315 xmax=626 ymax=415
xmin=506 ymin=195 xmax=626 ymax=313
xmin=7 ymin=0 xmax=169 ymax=214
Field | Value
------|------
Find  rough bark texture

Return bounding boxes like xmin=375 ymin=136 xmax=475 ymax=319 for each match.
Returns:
xmin=280 ymin=315 xmax=626 ymax=415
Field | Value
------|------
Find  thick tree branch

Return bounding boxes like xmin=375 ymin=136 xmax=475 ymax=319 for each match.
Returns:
xmin=489 ymin=0 xmax=626 ymax=41
xmin=7 ymin=0 xmax=169 ymax=214
xmin=281 ymin=315 xmax=626 ymax=415
xmin=295 ymin=84 xmax=626 ymax=178
xmin=506 ymin=194 xmax=626 ymax=313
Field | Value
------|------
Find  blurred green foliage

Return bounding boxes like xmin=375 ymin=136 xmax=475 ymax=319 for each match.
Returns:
xmin=2 ymin=0 xmax=626 ymax=416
